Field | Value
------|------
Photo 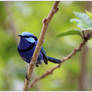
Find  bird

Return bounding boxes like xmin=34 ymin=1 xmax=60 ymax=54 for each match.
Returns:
xmin=18 ymin=32 xmax=62 ymax=67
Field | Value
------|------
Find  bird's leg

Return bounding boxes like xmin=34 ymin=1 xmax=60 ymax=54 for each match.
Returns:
xmin=25 ymin=64 xmax=30 ymax=80
xmin=25 ymin=73 xmax=30 ymax=80
xmin=36 ymin=64 xmax=39 ymax=67
xmin=25 ymin=63 xmax=39 ymax=80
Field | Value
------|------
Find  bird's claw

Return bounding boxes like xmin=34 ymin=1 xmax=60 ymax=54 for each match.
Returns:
xmin=25 ymin=74 xmax=30 ymax=81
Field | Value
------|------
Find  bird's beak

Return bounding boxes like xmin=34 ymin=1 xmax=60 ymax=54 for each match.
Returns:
xmin=18 ymin=35 xmax=22 ymax=37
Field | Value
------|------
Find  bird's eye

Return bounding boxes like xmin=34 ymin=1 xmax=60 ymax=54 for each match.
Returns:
xmin=26 ymin=36 xmax=30 ymax=38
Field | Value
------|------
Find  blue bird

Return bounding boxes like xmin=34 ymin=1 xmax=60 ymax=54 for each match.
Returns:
xmin=18 ymin=32 xmax=62 ymax=67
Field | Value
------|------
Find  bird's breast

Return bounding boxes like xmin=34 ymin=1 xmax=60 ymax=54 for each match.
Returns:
xmin=18 ymin=44 xmax=36 ymax=63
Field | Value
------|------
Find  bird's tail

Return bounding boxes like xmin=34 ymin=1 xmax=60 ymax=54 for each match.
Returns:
xmin=47 ymin=56 xmax=62 ymax=64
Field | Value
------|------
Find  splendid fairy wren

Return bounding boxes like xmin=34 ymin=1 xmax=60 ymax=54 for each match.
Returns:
xmin=18 ymin=32 xmax=62 ymax=67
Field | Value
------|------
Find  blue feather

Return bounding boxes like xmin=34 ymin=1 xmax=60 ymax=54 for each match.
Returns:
xmin=25 ymin=37 xmax=35 ymax=43
xmin=20 ymin=32 xmax=34 ymax=36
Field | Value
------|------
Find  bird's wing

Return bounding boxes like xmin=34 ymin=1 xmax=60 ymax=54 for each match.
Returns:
xmin=41 ymin=47 xmax=48 ymax=64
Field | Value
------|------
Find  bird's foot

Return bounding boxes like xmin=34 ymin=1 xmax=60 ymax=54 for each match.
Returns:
xmin=36 ymin=64 xmax=39 ymax=67
xmin=25 ymin=73 xmax=30 ymax=81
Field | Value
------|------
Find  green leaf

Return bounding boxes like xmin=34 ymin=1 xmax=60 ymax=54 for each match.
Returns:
xmin=70 ymin=18 xmax=90 ymax=29
xmin=70 ymin=11 xmax=92 ymax=30
xmin=86 ymin=10 xmax=92 ymax=19
xmin=57 ymin=30 xmax=80 ymax=37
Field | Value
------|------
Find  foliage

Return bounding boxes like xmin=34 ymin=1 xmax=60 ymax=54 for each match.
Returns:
xmin=57 ymin=11 xmax=92 ymax=40
xmin=71 ymin=11 xmax=92 ymax=30
xmin=86 ymin=10 xmax=92 ymax=19
xmin=57 ymin=29 xmax=80 ymax=37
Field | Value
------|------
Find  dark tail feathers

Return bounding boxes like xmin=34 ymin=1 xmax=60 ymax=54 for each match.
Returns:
xmin=47 ymin=56 xmax=62 ymax=64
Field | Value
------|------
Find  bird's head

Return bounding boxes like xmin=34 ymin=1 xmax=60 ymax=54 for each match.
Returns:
xmin=18 ymin=32 xmax=37 ymax=43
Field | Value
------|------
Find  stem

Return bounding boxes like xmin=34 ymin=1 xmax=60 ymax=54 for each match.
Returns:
xmin=23 ymin=1 xmax=60 ymax=91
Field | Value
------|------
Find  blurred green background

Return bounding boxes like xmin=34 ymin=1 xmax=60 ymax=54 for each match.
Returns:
xmin=0 ymin=1 xmax=92 ymax=91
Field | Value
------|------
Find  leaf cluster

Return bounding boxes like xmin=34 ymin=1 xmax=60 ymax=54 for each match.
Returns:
xmin=57 ymin=11 xmax=92 ymax=40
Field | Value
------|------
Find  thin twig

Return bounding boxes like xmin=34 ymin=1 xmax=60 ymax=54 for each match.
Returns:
xmin=4 ymin=2 xmax=18 ymax=44
xmin=29 ymin=39 xmax=88 ymax=88
xmin=23 ymin=1 xmax=60 ymax=91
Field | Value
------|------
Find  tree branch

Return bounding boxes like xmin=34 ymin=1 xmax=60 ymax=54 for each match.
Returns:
xmin=23 ymin=1 xmax=60 ymax=91
xmin=29 ymin=39 xmax=88 ymax=88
